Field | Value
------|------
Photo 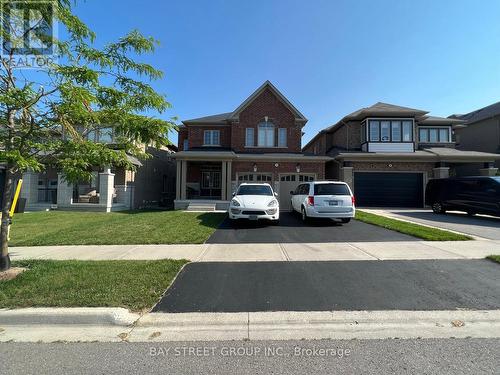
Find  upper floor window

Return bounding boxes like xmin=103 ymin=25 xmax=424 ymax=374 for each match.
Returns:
xmin=245 ymin=128 xmax=254 ymax=147
xmin=258 ymin=120 xmax=275 ymax=147
xmin=98 ymin=127 xmax=113 ymax=143
xmin=368 ymin=120 xmax=413 ymax=142
xmin=203 ymin=130 xmax=220 ymax=146
xmin=419 ymin=127 xmax=450 ymax=143
xmin=278 ymin=128 xmax=287 ymax=147
xmin=183 ymin=139 xmax=189 ymax=151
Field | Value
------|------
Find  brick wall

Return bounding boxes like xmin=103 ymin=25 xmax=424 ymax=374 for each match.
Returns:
xmin=352 ymin=161 xmax=435 ymax=178
xmin=231 ymin=88 xmax=302 ymax=152
xmin=178 ymin=129 xmax=188 ymax=150
xmin=186 ymin=126 xmax=231 ymax=149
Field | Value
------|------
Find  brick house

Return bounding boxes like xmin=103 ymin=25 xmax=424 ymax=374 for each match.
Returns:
xmin=174 ymin=81 xmax=330 ymax=210
xmin=303 ymin=102 xmax=500 ymax=207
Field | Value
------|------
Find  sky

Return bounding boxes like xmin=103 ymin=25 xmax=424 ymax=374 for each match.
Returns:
xmin=73 ymin=0 xmax=500 ymax=144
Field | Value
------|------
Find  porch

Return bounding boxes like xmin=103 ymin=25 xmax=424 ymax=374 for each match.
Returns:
xmin=20 ymin=166 xmax=135 ymax=212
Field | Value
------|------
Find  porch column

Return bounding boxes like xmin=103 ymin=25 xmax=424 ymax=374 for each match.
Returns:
xmin=433 ymin=167 xmax=449 ymax=179
xmin=340 ymin=166 xmax=354 ymax=190
xmin=56 ymin=173 xmax=73 ymax=207
xmin=221 ymin=161 xmax=227 ymax=200
xmin=99 ymin=166 xmax=115 ymax=212
xmin=20 ymin=170 xmax=39 ymax=208
xmin=175 ymin=159 xmax=182 ymax=200
xmin=226 ymin=161 xmax=232 ymax=200
xmin=479 ymin=162 xmax=499 ymax=176
xmin=180 ymin=160 xmax=187 ymax=200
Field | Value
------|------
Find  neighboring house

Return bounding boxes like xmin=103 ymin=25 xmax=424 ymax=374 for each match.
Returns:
xmin=450 ymin=101 xmax=500 ymax=172
xmin=174 ymin=81 xmax=330 ymax=211
xmin=18 ymin=128 xmax=177 ymax=212
xmin=303 ymin=102 xmax=500 ymax=207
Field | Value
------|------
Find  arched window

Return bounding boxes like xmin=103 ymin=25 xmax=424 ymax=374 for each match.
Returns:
xmin=258 ymin=120 xmax=275 ymax=147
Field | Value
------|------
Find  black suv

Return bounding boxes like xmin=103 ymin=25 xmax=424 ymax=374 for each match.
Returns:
xmin=425 ymin=176 xmax=500 ymax=216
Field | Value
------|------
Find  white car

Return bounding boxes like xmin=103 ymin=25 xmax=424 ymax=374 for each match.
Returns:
xmin=290 ymin=181 xmax=355 ymax=223
xmin=229 ymin=183 xmax=280 ymax=223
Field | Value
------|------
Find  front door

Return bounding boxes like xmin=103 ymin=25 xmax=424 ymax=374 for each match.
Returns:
xmin=201 ymin=171 xmax=221 ymax=198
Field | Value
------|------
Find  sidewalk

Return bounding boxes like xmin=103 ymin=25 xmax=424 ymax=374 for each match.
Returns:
xmin=9 ymin=240 xmax=500 ymax=262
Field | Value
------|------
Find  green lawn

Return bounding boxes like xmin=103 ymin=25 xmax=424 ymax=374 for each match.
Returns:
xmin=487 ymin=255 xmax=500 ymax=264
xmin=10 ymin=210 xmax=226 ymax=246
xmin=355 ymin=210 xmax=473 ymax=241
xmin=0 ymin=259 xmax=188 ymax=311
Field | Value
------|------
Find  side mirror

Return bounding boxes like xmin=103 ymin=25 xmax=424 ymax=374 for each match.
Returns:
xmin=274 ymin=192 xmax=278 ymax=197
xmin=289 ymin=190 xmax=294 ymax=195
xmin=232 ymin=192 xmax=236 ymax=197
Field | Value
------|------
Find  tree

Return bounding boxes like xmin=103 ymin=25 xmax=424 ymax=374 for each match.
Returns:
xmin=0 ymin=1 xmax=175 ymax=271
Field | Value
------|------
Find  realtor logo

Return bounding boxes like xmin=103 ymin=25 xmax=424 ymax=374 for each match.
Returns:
xmin=0 ymin=0 xmax=57 ymax=68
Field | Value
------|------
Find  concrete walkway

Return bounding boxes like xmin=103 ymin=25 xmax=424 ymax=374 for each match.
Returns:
xmin=9 ymin=240 xmax=500 ymax=262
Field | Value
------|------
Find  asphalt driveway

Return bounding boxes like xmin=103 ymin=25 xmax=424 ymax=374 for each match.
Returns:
xmin=206 ymin=212 xmax=417 ymax=243
xmin=365 ymin=209 xmax=500 ymax=240
xmin=153 ymin=259 xmax=500 ymax=312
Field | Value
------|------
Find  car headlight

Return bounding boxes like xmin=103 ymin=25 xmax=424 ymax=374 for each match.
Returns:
xmin=267 ymin=199 xmax=278 ymax=207
xmin=231 ymin=199 xmax=240 ymax=207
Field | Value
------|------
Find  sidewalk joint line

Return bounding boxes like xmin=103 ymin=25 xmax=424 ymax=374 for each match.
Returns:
xmin=195 ymin=244 xmax=211 ymax=262
xmin=116 ymin=245 xmax=142 ymax=260
xmin=346 ymin=242 xmax=380 ymax=260
xmin=278 ymin=243 xmax=290 ymax=261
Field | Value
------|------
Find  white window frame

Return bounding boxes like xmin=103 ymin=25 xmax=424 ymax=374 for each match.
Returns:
xmin=245 ymin=128 xmax=254 ymax=147
xmin=418 ymin=126 xmax=452 ymax=143
xmin=258 ymin=121 xmax=275 ymax=147
xmin=366 ymin=118 xmax=414 ymax=143
xmin=278 ymin=128 xmax=287 ymax=147
xmin=203 ymin=130 xmax=220 ymax=146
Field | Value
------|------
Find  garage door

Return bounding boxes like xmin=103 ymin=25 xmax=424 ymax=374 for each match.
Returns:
xmin=353 ymin=172 xmax=423 ymax=207
xmin=279 ymin=174 xmax=315 ymax=211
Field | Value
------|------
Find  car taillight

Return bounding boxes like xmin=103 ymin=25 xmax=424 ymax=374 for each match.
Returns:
xmin=307 ymin=196 xmax=314 ymax=206
xmin=351 ymin=196 xmax=356 ymax=206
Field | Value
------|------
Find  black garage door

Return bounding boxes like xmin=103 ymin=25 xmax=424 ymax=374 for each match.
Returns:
xmin=354 ymin=172 xmax=423 ymax=207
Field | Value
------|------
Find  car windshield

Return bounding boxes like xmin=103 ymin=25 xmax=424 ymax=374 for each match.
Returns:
xmin=314 ymin=183 xmax=350 ymax=196
xmin=491 ymin=177 xmax=500 ymax=183
xmin=237 ymin=185 xmax=273 ymax=196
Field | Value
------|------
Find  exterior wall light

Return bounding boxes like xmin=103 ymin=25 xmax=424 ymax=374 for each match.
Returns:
xmin=296 ymin=163 xmax=301 ymax=173
xmin=253 ymin=163 xmax=257 ymax=172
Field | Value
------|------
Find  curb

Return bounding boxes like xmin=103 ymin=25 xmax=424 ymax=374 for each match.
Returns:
xmin=0 ymin=307 xmax=140 ymax=326
xmin=131 ymin=310 xmax=500 ymax=341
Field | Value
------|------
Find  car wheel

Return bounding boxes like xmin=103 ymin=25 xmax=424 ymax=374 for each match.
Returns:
xmin=432 ymin=202 xmax=445 ymax=214
xmin=340 ymin=218 xmax=351 ymax=224
xmin=467 ymin=211 xmax=476 ymax=217
xmin=271 ymin=219 xmax=280 ymax=226
xmin=301 ymin=207 xmax=308 ymax=222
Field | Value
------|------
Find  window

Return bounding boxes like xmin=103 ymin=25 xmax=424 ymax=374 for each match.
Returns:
xmin=278 ymin=128 xmax=287 ymax=147
xmin=314 ymin=183 xmax=350 ymax=196
xmin=391 ymin=121 xmax=401 ymax=142
xmin=203 ymin=130 xmax=220 ymax=146
xmin=369 ymin=121 xmax=380 ymax=141
xmin=419 ymin=128 xmax=428 ymax=142
xmin=429 ymin=129 xmax=438 ymax=143
xmin=98 ymin=127 xmax=113 ymax=143
xmin=245 ymin=128 xmax=254 ymax=147
xmin=402 ymin=121 xmax=413 ymax=141
xmin=183 ymin=139 xmax=189 ymax=151
xmin=380 ymin=121 xmax=390 ymax=142
xmin=237 ymin=184 xmax=273 ymax=196
xmin=439 ymin=128 xmax=449 ymax=142
xmin=368 ymin=119 xmax=413 ymax=142
xmin=418 ymin=127 xmax=451 ymax=143
xmin=258 ymin=121 xmax=275 ymax=147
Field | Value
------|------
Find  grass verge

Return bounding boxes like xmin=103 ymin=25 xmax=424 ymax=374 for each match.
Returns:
xmin=487 ymin=255 xmax=500 ymax=264
xmin=355 ymin=210 xmax=473 ymax=241
xmin=10 ymin=210 xmax=226 ymax=246
xmin=0 ymin=259 xmax=188 ymax=312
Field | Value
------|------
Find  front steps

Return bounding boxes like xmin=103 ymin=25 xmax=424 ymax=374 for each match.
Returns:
xmin=186 ymin=202 xmax=217 ymax=212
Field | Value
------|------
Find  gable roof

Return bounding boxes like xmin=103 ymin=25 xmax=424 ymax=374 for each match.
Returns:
xmin=182 ymin=81 xmax=307 ymax=125
xmin=229 ymin=80 xmax=307 ymax=122
xmin=450 ymin=101 xmax=500 ymax=125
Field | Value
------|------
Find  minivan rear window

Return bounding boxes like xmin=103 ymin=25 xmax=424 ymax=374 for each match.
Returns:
xmin=314 ymin=183 xmax=350 ymax=196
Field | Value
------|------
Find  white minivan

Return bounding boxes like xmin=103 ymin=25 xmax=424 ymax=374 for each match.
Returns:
xmin=290 ymin=181 xmax=355 ymax=223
